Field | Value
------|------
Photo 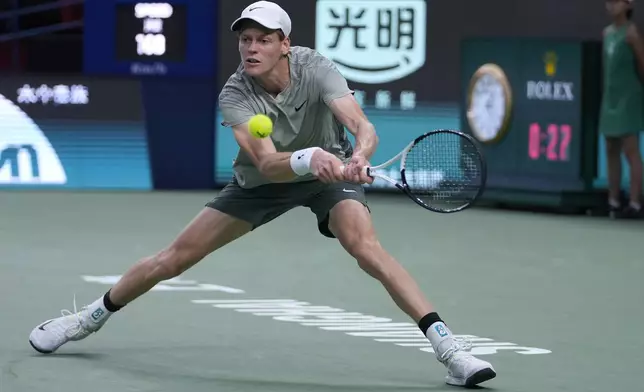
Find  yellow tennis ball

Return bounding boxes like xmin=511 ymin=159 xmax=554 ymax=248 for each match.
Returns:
xmin=248 ymin=114 xmax=273 ymax=138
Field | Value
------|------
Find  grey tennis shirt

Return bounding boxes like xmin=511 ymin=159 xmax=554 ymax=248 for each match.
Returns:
xmin=219 ymin=46 xmax=354 ymax=188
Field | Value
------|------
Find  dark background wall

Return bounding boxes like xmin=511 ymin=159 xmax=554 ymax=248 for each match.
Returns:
xmin=217 ymin=0 xmax=644 ymax=103
xmin=7 ymin=0 xmax=642 ymax=103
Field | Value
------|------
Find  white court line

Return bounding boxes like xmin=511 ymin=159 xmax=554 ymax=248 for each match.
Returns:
xmin=81 ymin=275 xmax=552 ymax=356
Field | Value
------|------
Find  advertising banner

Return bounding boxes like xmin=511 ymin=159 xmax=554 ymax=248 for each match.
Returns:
xmin=0 ymin=75 xmax=152 ymax=189
xmin=215 ymin=107 xmax=459 ymax=187
xmin=460 ymin=38 xmax=602 ymax=193
xmin=217 ymin=0 xmax=629 ymax=102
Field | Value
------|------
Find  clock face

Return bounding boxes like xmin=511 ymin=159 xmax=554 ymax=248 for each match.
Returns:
xmin=466 ymin=64 xmax=512 ymax=143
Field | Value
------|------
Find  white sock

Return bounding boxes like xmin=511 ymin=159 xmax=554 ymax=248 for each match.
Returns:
xmin=629 ymin=201 xmax=641 ymax=211
xmin=609 ymin=198 xmax=621 ymax=208
xmin=84 ymin=296 xmax=113 ymax=329
xmin=424 ymin=321 xmax=455 ymax=358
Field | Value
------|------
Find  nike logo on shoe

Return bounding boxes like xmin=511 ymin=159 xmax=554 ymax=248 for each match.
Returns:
xmin=38 ymin=320 xmax=54 ymax=331
xmin=342 ymin=188 xmax=357 ymax=193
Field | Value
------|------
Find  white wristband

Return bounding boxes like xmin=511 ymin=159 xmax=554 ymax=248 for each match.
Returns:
xmin=290 ymin=147 xmax=321 ymax=176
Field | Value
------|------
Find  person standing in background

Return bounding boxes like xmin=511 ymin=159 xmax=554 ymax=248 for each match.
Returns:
xmin=600 ymin=0 xmax=644 ymax=218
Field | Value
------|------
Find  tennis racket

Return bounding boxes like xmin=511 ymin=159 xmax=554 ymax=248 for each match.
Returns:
xmin=343 ymin=129 xmax=487 ymax=213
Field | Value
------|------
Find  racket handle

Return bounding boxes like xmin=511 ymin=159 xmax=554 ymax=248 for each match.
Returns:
xmin=339 ymin=165 xmax=371 ymax=176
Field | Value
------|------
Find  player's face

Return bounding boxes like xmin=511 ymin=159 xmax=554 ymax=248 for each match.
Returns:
xmin=606 ymin=0 xmax=629 ymax=18
xmin=238 ymin=27 xmax=288 ymax=76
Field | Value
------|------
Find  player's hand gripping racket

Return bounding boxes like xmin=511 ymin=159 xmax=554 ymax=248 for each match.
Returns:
xmin=343 ymin=129 xmax=487 ymax=213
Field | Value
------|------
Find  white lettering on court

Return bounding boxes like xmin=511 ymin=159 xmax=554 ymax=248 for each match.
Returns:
xmin=81 ymin=275 xmax=245 ymax=294
xmin=191 ymin=299 xmax=552 ymax=356
xmin=81 ymin=275 xmax=551 ymax=357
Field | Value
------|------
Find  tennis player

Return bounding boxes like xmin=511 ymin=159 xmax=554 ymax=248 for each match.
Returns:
xmin=28 ymin=1 xmax=496 ymax=387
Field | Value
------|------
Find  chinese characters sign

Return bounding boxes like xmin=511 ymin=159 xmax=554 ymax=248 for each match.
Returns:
xmin=353 ymin=89 xmax=417 ymax=110
xmin=0 ymin=77 xmax=142 ymax=121
xmin=315 ymin=0 xmax=426 ymax=84
xmin=16 ymin=84 xmax=89 ymax=106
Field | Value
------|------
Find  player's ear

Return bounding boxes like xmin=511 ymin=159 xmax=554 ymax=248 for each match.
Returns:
xmin=281 ymin=34 xmax=290 ymax=56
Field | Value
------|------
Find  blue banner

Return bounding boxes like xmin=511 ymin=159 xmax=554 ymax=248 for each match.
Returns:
xmin=0 ymin=74 xmax=151 ymax=190
xmin=214 ymin=101 xmax=644 ymax=192
xmin=214 ymin=104 xmax=461 ymax=188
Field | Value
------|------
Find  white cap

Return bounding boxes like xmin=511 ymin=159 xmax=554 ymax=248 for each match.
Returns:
xmin=230 ymin=1 xmax=292 ymax=37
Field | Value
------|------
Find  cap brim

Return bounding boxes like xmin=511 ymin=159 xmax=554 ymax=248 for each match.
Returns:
xmin=230 ymin=16 xmax=282 ymax=32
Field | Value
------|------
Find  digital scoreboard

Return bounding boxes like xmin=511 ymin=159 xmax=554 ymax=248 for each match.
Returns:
xmin=114 ymin=2 xmax=187 ymax=61
xmin=460 ymin=38 xmax=604 ymax=207
xmin=84 ymin=0 xmax=216 ymax=77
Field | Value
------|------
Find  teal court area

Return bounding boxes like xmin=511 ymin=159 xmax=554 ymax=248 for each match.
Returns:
xmin=0 ymin=191 xmax=642 ymax=392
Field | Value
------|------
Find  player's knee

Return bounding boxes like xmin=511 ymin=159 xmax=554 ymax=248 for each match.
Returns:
xmin=346 ymin=239 xmax=385 ymax=277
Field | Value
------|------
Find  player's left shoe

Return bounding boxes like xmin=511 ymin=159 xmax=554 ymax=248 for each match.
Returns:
xmin=29 ymin=296 xmax=109 ymax=354
xmin=439 ymin=339 xmax=497 ymax=388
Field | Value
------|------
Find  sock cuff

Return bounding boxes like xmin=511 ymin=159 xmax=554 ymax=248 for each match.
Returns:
xmin=103 ymin=290 xmax=124 ymax=312
xmin=418 ymin=312 xmax=443 ymax=335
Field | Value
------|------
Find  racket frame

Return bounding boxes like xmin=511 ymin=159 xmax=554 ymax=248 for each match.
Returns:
xmin=366 ymin=129 xmax=487 ymax=213
xmin=364 ymin=139 xmax=415 ymax=188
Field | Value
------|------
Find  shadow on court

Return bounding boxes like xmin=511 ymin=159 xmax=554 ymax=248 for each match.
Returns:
xmin=1 ymin=191 xmax=642 ymax=392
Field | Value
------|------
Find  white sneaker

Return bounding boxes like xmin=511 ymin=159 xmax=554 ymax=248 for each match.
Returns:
xmin=439 ymin=339 xmax=497 ymax=387
xmin=29 ymin=296 xmax=109 ymax=354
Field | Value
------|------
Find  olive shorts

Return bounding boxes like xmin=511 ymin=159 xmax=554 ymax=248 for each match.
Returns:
xmin=205 ymin=177 xmax=369 ymax=238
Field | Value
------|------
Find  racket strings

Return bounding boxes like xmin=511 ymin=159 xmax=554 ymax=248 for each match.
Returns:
xmin=403 ymin=132 xmax=483 ymax=211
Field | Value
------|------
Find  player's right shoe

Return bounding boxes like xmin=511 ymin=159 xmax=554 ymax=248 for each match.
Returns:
xmin=438 ymin=338 xmax=497 ymax=387
xmin=29 ymin=296 xmax=110 ymax=354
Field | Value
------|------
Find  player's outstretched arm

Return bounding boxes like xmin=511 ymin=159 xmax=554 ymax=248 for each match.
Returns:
xmin=328 ymin=94 xmax=378 ymax=184
xmin=232 ymin=121 xmax=344 ymax=183
xmin=328 ymin=94 xmax=378 ymax=161
xmin=232 ymin=121 xmax=296 ymax=182
xmin=315 ymin=51 xmax=378 ymax=184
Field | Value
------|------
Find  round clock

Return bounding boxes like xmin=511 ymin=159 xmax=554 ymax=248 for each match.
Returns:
xmin=466 ymin=63 xmax=513 ymax=144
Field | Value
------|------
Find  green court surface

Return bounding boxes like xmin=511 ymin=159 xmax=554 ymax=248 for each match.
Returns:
xmin=0 ymin=190 xmax=642 ymax=392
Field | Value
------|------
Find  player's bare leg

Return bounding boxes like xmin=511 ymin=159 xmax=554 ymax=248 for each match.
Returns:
xmin=108 ymin=208 xmax=251 ymax=305
xmin=605 ymin=137 xmax=623 ymax=217
xmin=328 ymin=199 xmax=496 ymax=388
xmin=328 ymin=201 xmax=433 ymax=321
xmin=621 ymin=134 xmax=643 ymax=218
xmin=29 ymin=208 xmax=252 ymax=354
